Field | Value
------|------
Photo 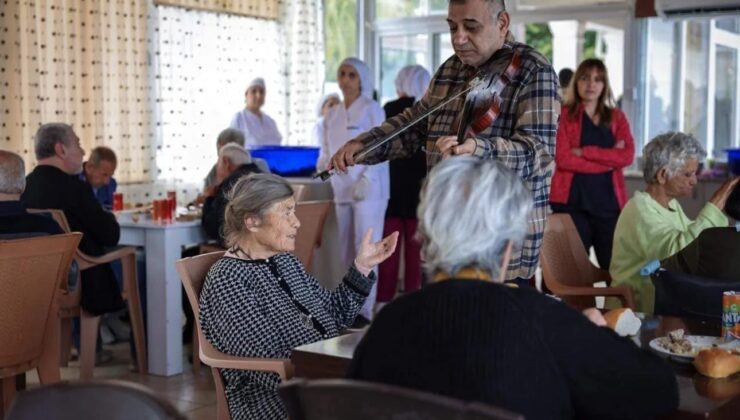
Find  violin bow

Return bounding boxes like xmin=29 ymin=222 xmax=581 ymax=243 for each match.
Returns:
xmin=315 ymin=78 xmax=483 ymax=181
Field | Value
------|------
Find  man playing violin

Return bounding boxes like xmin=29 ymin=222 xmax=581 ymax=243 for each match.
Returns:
xmin=328 ymin=0 xmax=560 ymax=286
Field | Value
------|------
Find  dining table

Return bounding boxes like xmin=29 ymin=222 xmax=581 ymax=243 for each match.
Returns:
xmin=291 ymin=315 xmax=740 ymax=419
xmin=117 ymin=213 xmax=205 ymax=376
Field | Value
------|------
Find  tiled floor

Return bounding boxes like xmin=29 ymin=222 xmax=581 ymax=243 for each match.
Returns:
xmin=25 ymin=342 xmax=217 ymax=420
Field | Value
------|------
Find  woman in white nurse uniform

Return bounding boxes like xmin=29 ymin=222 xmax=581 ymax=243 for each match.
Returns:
xmin=229 ymin=77 xmax=283 ymax=147
xmin=317 ymin=57 xmax=389 ymax=322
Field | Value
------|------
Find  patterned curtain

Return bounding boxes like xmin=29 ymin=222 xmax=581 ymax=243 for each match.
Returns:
xmin=153 ymin=0 xmax=281 ymax=20
xmin=0 ymin=0 xmax=155 ymax=183
xmin=151 ymin=0 xmax=325 ymax=187
xmin=1 ymin=0 xmax=324 ymax=198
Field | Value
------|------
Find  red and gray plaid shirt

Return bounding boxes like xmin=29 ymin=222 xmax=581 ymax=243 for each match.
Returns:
xmin=355 ymin=33 xmax=560 ymax=280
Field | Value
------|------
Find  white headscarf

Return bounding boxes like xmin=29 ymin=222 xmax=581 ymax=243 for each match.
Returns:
xmin=247 ymin=77 xmax=265 ymax=91
xmin=315 ymin=93 xmax=341 ymax=117
xmin=340 ymin=57 xmax=374 ymax=99
xmin=394 ymin=66 xmax=414 ymax=95
xmin=397 ymin=65 xmax=431 ymax=100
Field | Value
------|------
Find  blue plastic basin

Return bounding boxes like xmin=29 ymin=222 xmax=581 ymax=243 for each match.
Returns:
xmin=726 ymin=149 xmax=740 ymax=176
xmin=249 ymin=146 xmax=320 ymax=178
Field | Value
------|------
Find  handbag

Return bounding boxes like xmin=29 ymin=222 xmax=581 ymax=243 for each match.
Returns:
xmin=651 ymin=269 xmax=740 ymax=320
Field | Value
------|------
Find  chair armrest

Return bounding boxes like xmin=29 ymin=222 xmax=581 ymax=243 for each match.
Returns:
xmin=76 ymin=246 xmax=137 ymax=269
xmin=592 ymin=268 xmax=612 ymax=285
xmin=201 ymin=351 xmax=294 ymax=380
xmin=549 ymin=285 xmax=635 ymax=310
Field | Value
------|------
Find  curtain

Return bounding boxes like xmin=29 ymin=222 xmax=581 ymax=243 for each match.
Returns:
xmin=153 ymin=0 xmax=281 ymax=20
xmin=0 ymin=0 xmax=154 ymax=183
xmin=152 ymin=0 xmax=325 ymax=186
xmin=1 ymin=0 xmax=324 ymax=195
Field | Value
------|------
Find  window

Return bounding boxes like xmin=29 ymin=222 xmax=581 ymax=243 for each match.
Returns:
xmin=378 ymin=34 xmax=430 ymax=104
xmin=641 ymin=17 xmax=740 ymax=160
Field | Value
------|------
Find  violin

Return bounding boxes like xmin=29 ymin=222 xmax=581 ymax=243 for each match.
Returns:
xmin=315 ymin=51 xmax=521 ymax=181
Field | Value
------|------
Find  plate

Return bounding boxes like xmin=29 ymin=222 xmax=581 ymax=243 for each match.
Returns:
xmin=649 ymin=336 xmax=740 ymax=362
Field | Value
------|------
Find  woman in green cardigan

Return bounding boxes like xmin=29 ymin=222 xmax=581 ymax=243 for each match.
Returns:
xmin=609 ymin=132 xmax=737 ymax=313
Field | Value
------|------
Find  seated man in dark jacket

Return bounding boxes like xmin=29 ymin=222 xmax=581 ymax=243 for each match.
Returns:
xmin=0 ymin=150 xmax=62 ymax=238
xmin=661 ymin=181 xmax=740 ymax=281
xmin=202 ymin=143 xmax=261 ymax=243
xmin=21 ymin=123 xmax=123 ymax=316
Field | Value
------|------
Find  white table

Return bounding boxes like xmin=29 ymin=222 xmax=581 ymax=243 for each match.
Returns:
xmin=118 ymin=216 xmax=205 ymax=376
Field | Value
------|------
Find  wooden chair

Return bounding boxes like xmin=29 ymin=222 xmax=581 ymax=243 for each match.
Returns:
xmin=290 ymin=184 xmax=306 ymax=202
xmin=0 ymin=233 xmax=81 ymax=417
xmin=176 ymin=251 xmax=293 ymax=420
xmin=294 ymin=200 xmax=332 ymax=272
xmin=26 ymin=209 xmax=147 ymax=379
xmin=540 ymin=214 xmax=634 ymax=310
xmin=278 ymin=378 xmax=524 ymax=420
xmin=5 ymin=380 xmax=185 ymax=420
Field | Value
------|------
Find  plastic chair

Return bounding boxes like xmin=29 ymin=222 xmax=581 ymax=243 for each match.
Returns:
xmin=5 ymin=380 xmax=186 ymax=420
xmin=176 ymin=251 xmax=293 ymax=420
xmin=294 ymin=200 xmax=332 ymax=273
xmin=0 ymin=233 xmax=81 ymax=416
xmin=278 ymin=378 xmax=524 ymax=420
xmin=540 ymin=214 xmax=634 ymax=310
xmin=26 ymin=209 xmax=147 ymax=379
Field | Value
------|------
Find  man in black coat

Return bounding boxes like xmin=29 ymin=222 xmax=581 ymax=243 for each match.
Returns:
xmin=0 ymin=150 xmax=62 ymax=238
xmin=21 ymin=123 xmax=123 ymax=315
xmin=202 ymin=143 xmax=261 ymax=244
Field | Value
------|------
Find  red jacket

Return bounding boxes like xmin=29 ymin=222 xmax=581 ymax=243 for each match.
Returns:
xmin=550 ymin=104 xmax=635 ymax=209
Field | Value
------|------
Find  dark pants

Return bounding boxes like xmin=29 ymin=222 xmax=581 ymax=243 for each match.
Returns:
xmin=556 ymin=209 xmax=619 ymax=270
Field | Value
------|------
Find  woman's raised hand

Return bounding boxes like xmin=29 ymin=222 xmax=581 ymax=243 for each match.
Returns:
xmin=354 ymin=228 xmax=399 ymax=276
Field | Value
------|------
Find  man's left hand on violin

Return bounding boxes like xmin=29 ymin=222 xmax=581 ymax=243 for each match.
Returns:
xmin=435 ymin=136 xmax=476 ymax=159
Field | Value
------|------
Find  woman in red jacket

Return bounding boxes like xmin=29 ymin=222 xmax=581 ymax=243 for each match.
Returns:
xmin=550 ymin=58 xmax=635 ymax=269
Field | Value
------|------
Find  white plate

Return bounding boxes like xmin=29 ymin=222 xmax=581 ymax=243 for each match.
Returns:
xmin=649 ymin=335 xmax=740 ymax=362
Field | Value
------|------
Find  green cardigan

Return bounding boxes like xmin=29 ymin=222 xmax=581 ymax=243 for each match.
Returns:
xmin=609 ymin=191 xmax=728 ymax=313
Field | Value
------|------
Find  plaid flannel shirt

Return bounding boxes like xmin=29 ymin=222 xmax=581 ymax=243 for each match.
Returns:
xmin=355 ymin=33 xmax=560 ymax=280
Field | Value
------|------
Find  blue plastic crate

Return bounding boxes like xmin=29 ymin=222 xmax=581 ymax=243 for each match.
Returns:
xmin=249 ymin=146 xmax=320 ymax=178
xmin=726 ymin=148 xmax=740 ymax=176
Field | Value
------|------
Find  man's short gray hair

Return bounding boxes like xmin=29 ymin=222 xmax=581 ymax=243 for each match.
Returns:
xmin=417 ymin=157 xmax=532 ymax=280
xmin=223 ymin=173 xmax=294 ymax=247
xmin=216 ymin=128 xmax=245 ymax=148
xmin=642 ymin=132 xmax=706 ymax=184
xmin=0 ymin=151 xmax=26 ymax=195
xmin=449 ymin=0 xmax=506 ymax=17
xmin=219 ymin=143 xmax=252 ymax=166
xmin=34 ymin=123 xmax=74 ymax=160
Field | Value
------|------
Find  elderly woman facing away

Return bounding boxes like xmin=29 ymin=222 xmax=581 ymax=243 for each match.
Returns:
xmin=199 ymin=173 xmax=398 ymax=420
xmin=348 ymin=157 xmax=678 ymax=420
xmin=609 ymin=132 xmax=738 ymax=313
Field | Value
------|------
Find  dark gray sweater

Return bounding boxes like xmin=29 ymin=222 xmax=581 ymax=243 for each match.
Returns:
xmin=348 ymin=280 xmax=678 ymax=420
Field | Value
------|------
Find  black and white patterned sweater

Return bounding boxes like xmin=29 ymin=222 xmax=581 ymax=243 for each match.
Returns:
xmin=199 ymin=253 xmax=374 ymax=420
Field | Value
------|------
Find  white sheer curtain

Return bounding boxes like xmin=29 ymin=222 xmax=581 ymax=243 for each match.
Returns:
xmin=150 ymin=1 xmax=325 ymax=188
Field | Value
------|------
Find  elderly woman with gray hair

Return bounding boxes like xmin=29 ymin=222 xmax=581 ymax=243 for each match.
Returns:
xmin=199 ymin=173 xmax=398 ymax=420
xmin=610 ymin=132 xmax=738 ymax=313
xmin=349 ymin=157 xmax=679 ymax=420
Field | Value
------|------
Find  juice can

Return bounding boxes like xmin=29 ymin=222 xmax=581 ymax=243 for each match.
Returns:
xmin=112 ymin=192 xmax=123 ymax=211
xmin=721 ymin=291 xmax=740 ymax=341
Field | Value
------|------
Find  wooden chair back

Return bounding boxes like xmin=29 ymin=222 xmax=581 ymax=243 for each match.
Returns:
xmin=278 ymin=378 xmax=524 ymax=420
xmin=176 ymin=251 xmax=293 ymax=420
xmin=5 ymin=380 xmax=186 ymax=420
xmin=294 ymin=201 xmax=332 ymax=272
xmin=0 ymin=233 xmax=80 ymax=375
xmin=541 ymin=214 xmax=634 ymax=309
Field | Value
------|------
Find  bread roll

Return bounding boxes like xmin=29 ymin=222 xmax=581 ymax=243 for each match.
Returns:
xmin=694 ymin=348 xmax=740 ymax=379
xmin=693 ymin=374 xmax=740 ymax=400
xmin=604 ymin=308 xmax=641 ymax=337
